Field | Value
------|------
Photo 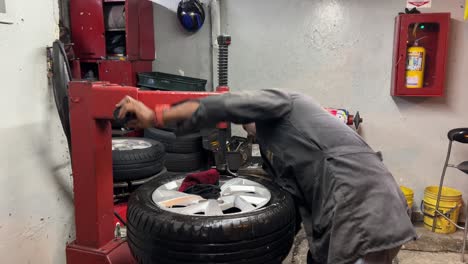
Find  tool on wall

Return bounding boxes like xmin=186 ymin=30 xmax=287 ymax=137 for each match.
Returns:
xmin=325 ymin=108 xmax=363 ymax=129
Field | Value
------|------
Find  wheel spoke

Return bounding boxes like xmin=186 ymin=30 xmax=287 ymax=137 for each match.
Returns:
xmin=205 ymin=200 xmax=224 ymax=216
xmin=179 ymin=203 xmax=207 ymax=215
xmin=236 ymin=193 xmax=269 ymax=205
xmin=221 ymin=178 xmax=270 ymax=197
xmin=234 ymin=196 xmax=256 ymax=212
xmin=218 ymin=195 xmax=236 ymax=211
xmin=153 ymin=190 xmax=204 ymax=208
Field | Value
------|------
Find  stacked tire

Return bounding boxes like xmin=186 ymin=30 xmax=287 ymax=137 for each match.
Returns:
xmin=112 ymin=137 xmax=166 ymax=199
xmin=145 ymin=128 xmax=205 ymax=172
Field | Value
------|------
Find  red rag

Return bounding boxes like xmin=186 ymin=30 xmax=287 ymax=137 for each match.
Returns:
xmin=178 ymin=169 xmax=220 ymax=192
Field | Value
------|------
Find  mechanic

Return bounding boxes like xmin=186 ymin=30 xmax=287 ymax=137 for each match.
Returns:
xmin=117 ymin=89 xmax=417 ymax=264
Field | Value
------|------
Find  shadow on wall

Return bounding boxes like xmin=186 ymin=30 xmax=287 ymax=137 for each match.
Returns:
xmin=35 ymin=86 xmax=74 ymax=208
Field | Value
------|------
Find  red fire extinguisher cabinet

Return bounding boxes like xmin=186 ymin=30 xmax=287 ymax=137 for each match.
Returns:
xmin=391 ymin=13 xmax=450 ymax=97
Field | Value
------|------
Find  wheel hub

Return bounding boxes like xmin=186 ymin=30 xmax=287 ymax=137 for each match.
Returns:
xmin=112 ymin=138 xmax=152 ymax=151
xmin=152 ymin=177 xmax=271 ymax=216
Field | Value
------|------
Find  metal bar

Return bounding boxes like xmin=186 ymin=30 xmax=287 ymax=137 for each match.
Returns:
xmin=138 ymin=90 xmax=223 ymax=106
xmin=462 ymin=200 xmax=468 ymax=262
xmin=432 ymin=141 xmax=453 ymax=232
xmin=433 ymin=208 xmax=464 ymax=230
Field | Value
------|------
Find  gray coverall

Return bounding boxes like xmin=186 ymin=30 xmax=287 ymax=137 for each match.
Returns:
xmin=187 ymin=89 xmax=417 ymax=264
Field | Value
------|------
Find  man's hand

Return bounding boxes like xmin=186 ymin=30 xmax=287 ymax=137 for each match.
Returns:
xmin=116 ymin=96 xmax=155 ymax=129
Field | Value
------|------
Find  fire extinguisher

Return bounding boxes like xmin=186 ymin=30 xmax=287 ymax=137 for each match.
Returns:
xmin=406 ymin=36 xmax=427 ymax=88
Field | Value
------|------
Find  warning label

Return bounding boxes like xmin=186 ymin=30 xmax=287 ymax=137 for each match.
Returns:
xmin=407 ymin=0 xmax=431 ymax=8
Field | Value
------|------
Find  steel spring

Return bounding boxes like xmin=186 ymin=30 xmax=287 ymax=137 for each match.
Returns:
xmin=218 ymin=45 xmax=228 ymax=87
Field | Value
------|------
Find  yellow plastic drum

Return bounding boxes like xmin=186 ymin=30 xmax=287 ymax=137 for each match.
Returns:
xmin=400 ymin=186 xmax=414 ymax=209
xmin=423 ymin=186 xmax=462 ymax=234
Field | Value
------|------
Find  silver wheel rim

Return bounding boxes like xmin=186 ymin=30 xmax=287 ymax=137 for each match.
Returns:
xmin=112 ymin=138 xmax=152 ymax=151
xmin=152 ymin=177 xmax=271 ymax=216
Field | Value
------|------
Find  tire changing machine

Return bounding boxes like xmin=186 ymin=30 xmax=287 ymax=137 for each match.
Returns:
xmin=65 ymin=35 xmax=362 ymax=263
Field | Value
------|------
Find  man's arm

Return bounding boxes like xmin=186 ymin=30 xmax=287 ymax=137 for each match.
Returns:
xmin=117 ymin=89 xmax=292 ymax=129
xmin=194 ymin=89 xmax=292 ymax=125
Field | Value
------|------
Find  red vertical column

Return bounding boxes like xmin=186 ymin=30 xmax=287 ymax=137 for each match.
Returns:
xmin=69 ymin=82 xmax=114 ymax=248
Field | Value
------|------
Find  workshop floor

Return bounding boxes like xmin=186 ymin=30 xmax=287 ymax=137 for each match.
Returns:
xmin=283 ymin=225 xmax=468 ymax=264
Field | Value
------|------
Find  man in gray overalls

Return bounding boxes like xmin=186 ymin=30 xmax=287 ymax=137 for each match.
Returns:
xmin=118 ymin=89 xmax=417 ymax=264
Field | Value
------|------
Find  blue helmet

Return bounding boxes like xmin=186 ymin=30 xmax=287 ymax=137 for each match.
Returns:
xmin=177 ymin=0 xmax=205 ymax=32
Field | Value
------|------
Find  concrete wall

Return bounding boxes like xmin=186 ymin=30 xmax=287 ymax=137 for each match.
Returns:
xmin=0 ymin=0 xmax=74 ymax=263
xmin=156 ymin=0 xmax=468 ymax=208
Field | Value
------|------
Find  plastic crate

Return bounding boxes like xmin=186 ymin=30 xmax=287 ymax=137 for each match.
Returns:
xmin=137 ymin=72 xmax=207 ymax=91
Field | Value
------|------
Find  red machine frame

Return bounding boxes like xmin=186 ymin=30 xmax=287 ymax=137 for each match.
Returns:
xmin=66 ymin=81 xmax=224 ymax=264
xmin=70 ymin=0 xmax=155 ymax=60
xmin=70 ymin=0 xmax=155 ymax=86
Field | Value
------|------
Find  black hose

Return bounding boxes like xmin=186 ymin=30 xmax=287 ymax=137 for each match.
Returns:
xmin=114 ymin=211 xmax=127 ymax=226
xmin=51 ymin=40 xmax=72 ymax=152
xmin=56 ymin=40 xmax=72 ymax=80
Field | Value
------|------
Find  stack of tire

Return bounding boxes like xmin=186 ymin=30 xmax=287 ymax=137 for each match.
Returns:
xmin=112 ymin=137 xmax=166 ymax=199
xmin=144 ymin=128 xmax=205 ymax=172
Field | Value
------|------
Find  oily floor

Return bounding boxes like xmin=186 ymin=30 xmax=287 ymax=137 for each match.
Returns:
xmin=283 ymin=228 xmax=467 ymax=264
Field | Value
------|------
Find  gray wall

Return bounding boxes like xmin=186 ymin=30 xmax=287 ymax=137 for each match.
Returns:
xmin=155 ymin=0 xmax=468 ymax=208
xmin=0 ymin=0 xmax=74 ymax=263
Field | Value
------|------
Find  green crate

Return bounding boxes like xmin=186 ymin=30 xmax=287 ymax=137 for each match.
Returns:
xmin=137 ymin=72 xmax=207 ymax=92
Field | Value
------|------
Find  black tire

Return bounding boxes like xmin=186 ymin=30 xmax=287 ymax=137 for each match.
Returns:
xmin=165 ymin=152 xmax=203 ymax=172
xmin=144 ymin=128 xmax=202 ymax=153
xmin=112 ymin=138 xmax=165 ymax=182
xmin=113 ymin=168 xmax=169 ymax=201
xmin=127 ymin=174 xmax=296 ymax=264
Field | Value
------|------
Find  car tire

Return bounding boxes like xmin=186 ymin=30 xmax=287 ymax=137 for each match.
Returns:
xmin=127 ymin=173 xmax=296 ymax=264
xmin=112 ymin=138 xmax=165 ymax=182
xmin=113 ymin=168 xmax=168 ymax=201
xmin=165 ymin=152 xmax=204 ymax=172
xmin=144 ymin=128 xmax=202 ymax=154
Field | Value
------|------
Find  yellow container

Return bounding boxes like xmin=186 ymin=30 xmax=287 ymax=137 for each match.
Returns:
xmin=400 ymin=186 xmax=414 ymax=209
xmin=423 ymin=186 xmax=462 ymax=234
